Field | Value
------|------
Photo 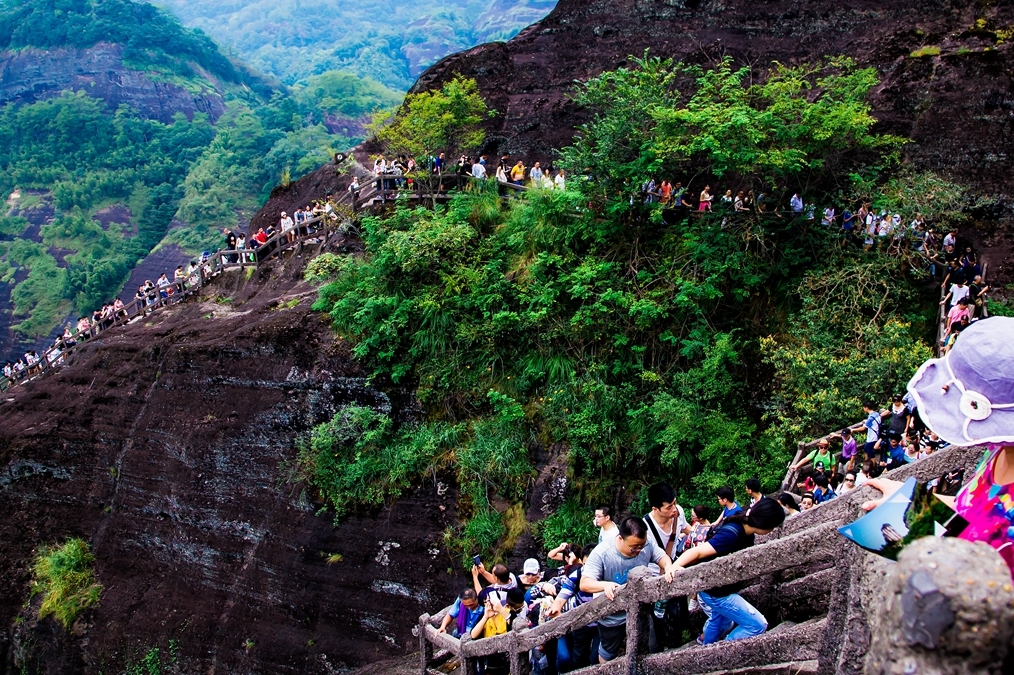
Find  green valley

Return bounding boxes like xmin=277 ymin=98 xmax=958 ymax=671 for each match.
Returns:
xmin=0 ymin=0 xmax=401 ymax=351
xmin=152 ymin=0 xmax=558 ymax=90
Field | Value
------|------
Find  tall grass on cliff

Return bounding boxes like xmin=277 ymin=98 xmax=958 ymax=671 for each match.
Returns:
xmin=32 ymin=538 xmax=103 ymax=628
xmin=308 ymin=55 xmax=950 ymax=563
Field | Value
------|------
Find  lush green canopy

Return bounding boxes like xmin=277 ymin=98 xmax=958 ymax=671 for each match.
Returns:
xmin=305 ymin=58 xmax=940 ymax=564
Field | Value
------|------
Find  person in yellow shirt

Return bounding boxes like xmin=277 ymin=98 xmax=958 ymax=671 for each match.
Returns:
xmin=510 ymin=161 xmax=526 ymax=186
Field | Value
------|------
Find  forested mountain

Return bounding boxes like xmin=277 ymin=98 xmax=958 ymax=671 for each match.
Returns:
xmin=0 ymin=0 xmax=400 ymax=359
xmin=152 ymin=0 xmax=558 ymax=90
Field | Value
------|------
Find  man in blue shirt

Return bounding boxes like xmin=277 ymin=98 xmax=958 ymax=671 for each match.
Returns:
xmin=874 ymin=432 xmax=906 ymax=470
xmin=861 ymin=400 xmax=882 ymax=461
xmin=438 ymin=588 xmax=484 ymax=637
xmin=714 ymin=486 xmax=743 ymax=526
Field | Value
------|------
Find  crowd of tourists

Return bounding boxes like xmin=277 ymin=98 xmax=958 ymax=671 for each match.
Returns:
xmin=1 ymin=263 xmax=206 ymax=388
xmin=438 ymin=484 xmax=786 ymax=673
xmin=784 ymin=393 xmax=956 ymax=511
xmin=369 ymin=153 xmax=567 ymax=194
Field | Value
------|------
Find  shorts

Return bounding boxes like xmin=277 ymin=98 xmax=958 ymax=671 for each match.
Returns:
xmin=863 ymin=441 xmax=877 ymax=461
xmin=597 ymin=623 xmax=626 ymax=661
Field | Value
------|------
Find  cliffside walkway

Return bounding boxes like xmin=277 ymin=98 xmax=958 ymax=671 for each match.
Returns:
xmin=418 ymin=443 xmax=1011 ymax=675
xmin=0 ymin=173 xmax=526 ymax=393
xmin=1 ymin=170 xmax=971 ymax=400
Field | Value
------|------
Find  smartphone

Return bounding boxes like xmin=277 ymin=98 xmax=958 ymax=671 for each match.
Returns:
xmin=473 ymin=555 xmax=482 ymax=566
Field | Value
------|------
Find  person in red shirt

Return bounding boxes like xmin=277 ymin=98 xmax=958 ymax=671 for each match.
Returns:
xmin=660 ymin=180 xmax=673 ymax=206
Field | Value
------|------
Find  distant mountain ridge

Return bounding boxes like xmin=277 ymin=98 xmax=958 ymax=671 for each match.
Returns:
xmin=152 ymin=0 xmax=558 ymax=90
xmin=0 ymin=0 xmax=398 ymax=361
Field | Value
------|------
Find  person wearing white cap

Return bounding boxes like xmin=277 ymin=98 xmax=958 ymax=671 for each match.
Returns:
xmin=520 ymin=558 xmax=543 ymax=587
xmin=280 ymin=211 xmax=295 ymax=244
xmin=861 ymin=317 xmax=1014 ymax=577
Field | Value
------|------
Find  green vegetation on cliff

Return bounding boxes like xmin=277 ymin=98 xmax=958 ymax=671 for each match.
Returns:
xmin=0 ymin=0 xmax=265 ymax=90
xmin=306 ymin=58 xmax=944 ymax=564
xmin=32 ymin=538 xmax=102 ymax=628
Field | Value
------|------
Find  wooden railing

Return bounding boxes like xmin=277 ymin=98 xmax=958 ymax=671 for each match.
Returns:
xmin=418 ymin=442 xmax=990 ymax=675
xmin=0 ymin=209 xmax=346 ymax=393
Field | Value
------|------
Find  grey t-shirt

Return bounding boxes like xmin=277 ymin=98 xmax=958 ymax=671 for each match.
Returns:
xmin=581 ymin=537 xmax=664 ymax=627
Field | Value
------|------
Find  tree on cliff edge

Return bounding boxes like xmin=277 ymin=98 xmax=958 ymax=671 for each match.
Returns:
xmin=371 ymin=76 xmax=493 ymax=161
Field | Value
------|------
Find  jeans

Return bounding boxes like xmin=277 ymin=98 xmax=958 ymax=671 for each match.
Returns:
xmin=567 ymin=625 xmax=597 ymax=670
xmin=697 ymin=591 xmax=767 ymax=644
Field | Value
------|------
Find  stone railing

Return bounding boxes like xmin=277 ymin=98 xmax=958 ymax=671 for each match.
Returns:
xmin=418 ymin=443 xmax=1013 ymax=675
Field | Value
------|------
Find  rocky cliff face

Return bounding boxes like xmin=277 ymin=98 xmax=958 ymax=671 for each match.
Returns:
xmin=415 ymin=0 xmax=1014 ymax=194
xmin=411 ymin=0 xmax=1014 ymax=286
xmin=0 ymin=256 xmax=461 ymax=674
xmin=0 ymin=42 xmax=226 ymax=122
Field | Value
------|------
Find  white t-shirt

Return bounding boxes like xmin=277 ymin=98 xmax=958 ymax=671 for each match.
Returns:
xmin=598 ymin=522 xmax=618 ymax=544
xmin=554 ymin=174 xmax=565 ymax=190
xmin=642 ymin=507 xmax=687 ymax=572
xmin=949 ymin=284 xmax=970 ymax=306
xmin=471 ymin=163 xmax=487 ymax=179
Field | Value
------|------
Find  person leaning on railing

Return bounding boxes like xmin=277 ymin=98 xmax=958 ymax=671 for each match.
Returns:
xmin=470 ymin=587 xmax=527 ymax=675
xmin=580 ymin=516 xmax=677 ymax=663
xmin=437 ymin=587 xmax=484 ymax=638
xmin=544 ymin=543 xmax=599 ymax=670
xmin=671 ymin=497 xmax=786 ymax=645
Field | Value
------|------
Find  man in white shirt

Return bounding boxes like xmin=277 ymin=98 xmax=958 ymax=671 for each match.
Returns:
xmin=642 ymin=482 xmax=691 ymax=652
xmin=554 ymin=169 xmax=566 ymax=190
xmin=471 ymin=160 xmax=487 ymax=179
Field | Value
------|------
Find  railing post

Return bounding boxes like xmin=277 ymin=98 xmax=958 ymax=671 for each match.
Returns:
xmin=509 ymin=613 xmax=531 ymax=675
xmin=459 ymin=633 xmax=477 ymax=675
xmin=625 ymin=568 xmax=652 ymax=675
xmin=782 ymin=441 xmax=806 ymax=492
xmin=418 ymin=613 xmax=432 ymax=675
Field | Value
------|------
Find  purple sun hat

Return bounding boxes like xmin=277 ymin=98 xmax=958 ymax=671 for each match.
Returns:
xmin=907 ymin=317 xmax=1014 ymax=446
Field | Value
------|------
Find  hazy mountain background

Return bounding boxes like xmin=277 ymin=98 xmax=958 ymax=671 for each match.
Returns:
xmin=152 ymin=0 xmax=558 ymax=90
xmin=0 ymin=0 xmax=556 ymax=361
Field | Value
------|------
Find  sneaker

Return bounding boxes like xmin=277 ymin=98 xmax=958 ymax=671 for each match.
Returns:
xmin=696 ymin=635 xmax=704 ymax=646
xmin=688 ymin=597 xmax=699 ymax=613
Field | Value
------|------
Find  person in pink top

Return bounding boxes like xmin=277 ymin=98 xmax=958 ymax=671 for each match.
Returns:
xmin=946 ymin=297 xmax=972 ymax=330
xmin=862 ymin=317 xmax=1014 ymax=576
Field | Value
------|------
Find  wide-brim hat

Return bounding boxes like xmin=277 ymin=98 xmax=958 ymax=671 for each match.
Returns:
xmin=907 ymin=317 xmax=1014 ymax=446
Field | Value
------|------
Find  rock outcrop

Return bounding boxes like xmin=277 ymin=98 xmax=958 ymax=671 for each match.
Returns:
xmin=0 ymin=42 xmax=226 ymax=122
xmin=0 ymin=258 xmax=461 ymax=674
xmin=409 ymin=0 xmax=1014 ymax=290
xmin=415 ymin=0 xmax=1014 ymax=196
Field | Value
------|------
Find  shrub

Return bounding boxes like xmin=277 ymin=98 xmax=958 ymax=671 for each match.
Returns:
xmin=455 ymin=507 xmax=506 ymax=568
xmin=536 ymin=499 xmax=598 ymax=562
xmin=32 ymin=538 xmax=102 ymax=628
xmin=297 ymin=406 xmax=458 ymax=522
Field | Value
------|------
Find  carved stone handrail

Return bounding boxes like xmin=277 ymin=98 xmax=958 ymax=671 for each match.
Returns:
xmin=417 ymin=444 xmax=999 ymax=675
xmin=420 ymin=520 xmax=839 ymax=665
